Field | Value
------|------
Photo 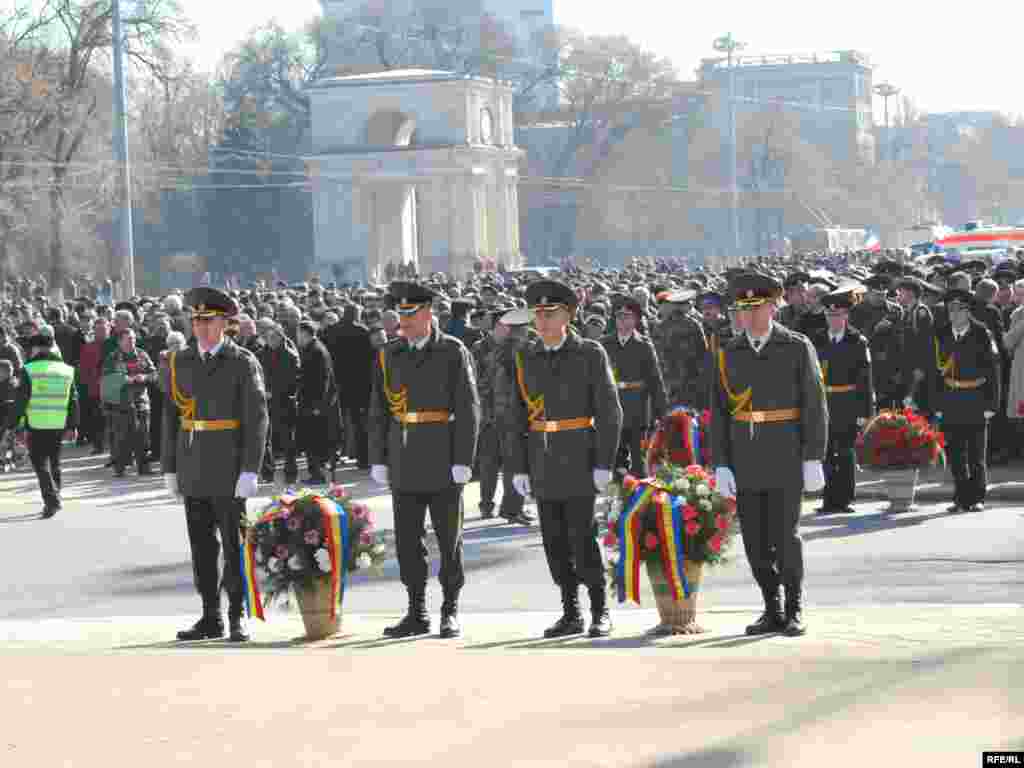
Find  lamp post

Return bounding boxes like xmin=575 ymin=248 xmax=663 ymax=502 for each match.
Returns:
xmin=111 ymin=0 xmax=135 ymax=297
xmin=714 ymin=33 xmax=745 ymax=258
xmin=874 ymin=82 xmax=900 ymax=163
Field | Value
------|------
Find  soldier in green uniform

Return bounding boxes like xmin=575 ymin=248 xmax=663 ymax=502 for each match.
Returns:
xmin=601 ymin=296 xmax=667 ymax=476
xmin=932 ymin=289 xmax=1001 ymax=513
xmin=368 ymin=282 xmax=480 ymax=639
xmin=815 ymin=286 xmax=874 ymax=515
xmin=473 ymin=308 xmax=534 ymax=525
xmin=711 ymin=272 xmax=828 ymax=637
xmin=163 ymin=288 xmax=269 ymax=643
xmin=497 ymin=280 xmax=622 ymax=638
xmin=651 ymin=289 xmax=708 ymax=410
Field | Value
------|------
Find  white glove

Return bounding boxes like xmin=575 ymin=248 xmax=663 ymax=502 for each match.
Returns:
xmin=593 ymin=468 xmax=613 ymax=492
xmin=370 ymin=465 xmax=389 ymax=485
xmin=234 ymin=471 xmax=259 ymax=499
xmin=512 ymin=474 xmax=532 ymax=498
xmin=451 ymin=465 xmax=472 ymax=485
xmin=984 ymin=411 xmax=995 ymax=419
xmin=935 ymin=412 xmax=943 ymax=420
xmin=802 ymin=460 xmax=826 ymax=493
xmin=714 ymin=467 xmax=737 ymax=500
xmin=164 ymin=473 xmax=181 ymax=499
xmin=856 ymin=417 xmax=867 ymax=427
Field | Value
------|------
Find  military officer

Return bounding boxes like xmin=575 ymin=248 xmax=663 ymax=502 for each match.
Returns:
xmin=652 ymin=289 xmax=708 ymax=410
xmin=497 ymin=280 xmax=622 ymax=638
xmin=368 ymin=282 xmax=480 ymax=639
xmin=857 ymin=275 xmax=904 ymax=410
xmin=777 ymin=272 xmax=810 ymax=330
xmin=711 ymin=272 xmax=828 ymax=637
xmin=815 ymin=285 xmax=874 ymax=515
xmin=163 ymin=287 xmax=269 ymax=643
xmin=897 ymin=276 xmax=937 ymax=414
xmin=932 ymin=289 xmax=1001 ymax=513
xmin=601 ymin=296 xmax=667 ymax=476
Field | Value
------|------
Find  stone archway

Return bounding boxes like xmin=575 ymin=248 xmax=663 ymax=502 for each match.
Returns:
xmin=306 ymin=69 xmax=525 ymax=283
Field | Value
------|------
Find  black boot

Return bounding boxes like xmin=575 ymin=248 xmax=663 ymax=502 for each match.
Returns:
xmin=544 ymin=586 xmax=585 ymax=638
xmin=439 ymin=596 xmax=461 ymax=639
xmin=176 ymin=613 xmax=225 ymax=641
xmin=383 ymin=590 xmax=430 ymax=638
xmin=587 ymin=588 xmax=612 ymax=638
xmin=745 ymin=588 xmax=785 ymax=636
xmin=228 ymin=601 xmax=250 ymax=642
xmin=783 ymin=588 xmax=806 ymax=637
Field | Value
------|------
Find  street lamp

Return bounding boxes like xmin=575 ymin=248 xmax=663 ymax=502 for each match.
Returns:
xmin=713 ymin=33 xmax=745 ymax=257
xmin=111 ymin=0 xmax=135 ymax=297
xmin=874 ymin=82 xmax=900 ymax=162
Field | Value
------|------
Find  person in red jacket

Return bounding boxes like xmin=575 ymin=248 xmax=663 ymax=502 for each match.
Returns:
xmin=77 ymin=317 xmax=110 ymax=455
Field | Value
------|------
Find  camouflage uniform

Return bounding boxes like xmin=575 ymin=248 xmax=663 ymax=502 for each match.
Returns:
xmin=652 ymin=309 xmax=708 ymax=410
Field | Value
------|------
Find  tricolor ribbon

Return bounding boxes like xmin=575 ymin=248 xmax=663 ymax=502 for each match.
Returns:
xmin=616 ymin=483 xmax=653 ymax=604
xmin=242 ymin=530 xmax=264 ymax=621
xmin=655 ymin=494 xmax=692 ymax=601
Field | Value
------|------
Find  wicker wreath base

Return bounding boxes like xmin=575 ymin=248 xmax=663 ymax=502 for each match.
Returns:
xmin=646 ymin=558 xmax=705 ymax=635
xmin=293 ymin=576 xmax=343 ymax=641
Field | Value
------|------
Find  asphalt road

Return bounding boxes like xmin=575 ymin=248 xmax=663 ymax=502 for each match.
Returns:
xmin=1 ymin=447 xmax=1022 ymax=623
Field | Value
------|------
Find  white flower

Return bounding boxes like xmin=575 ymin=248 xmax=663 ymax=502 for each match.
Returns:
xmin=314 ymin=550 xmax=331 ymax=571
xmin=287 ymin=555 xmax=303 ymax=572
xmin=372 ymin=543 xmax=387 ymax=557
xmin=267 ymin=557 xmax=282 ymax=573
xmin=694 ymin=483 xmax=710 ymax=497
xmin=607 ymin=551 xmax=620 ymax=565
xmin=698 ymin=499 xmax=712 ymax=512
xmin=672 ymin=479 xmax=690 ymax=494
xmin=356 ymin=553 xmax=373 ymax=570
xmin=607 ymin=510 xmax=620 ymax=525
xmin=254 ymin=549 xmax=264 ymax=564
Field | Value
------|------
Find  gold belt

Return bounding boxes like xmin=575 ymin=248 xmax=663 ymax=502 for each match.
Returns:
xmin=182 ymin=418 xmax=240 ymax=432
xmin=733 ymin=408 xmax=801 ymax=424
xmin=529 ymin=417 xmax=594 ymax=433
xmin=826 ymin=384 xmax=857 ymax=394
xmin=944 ymin=377 xmax=986 ymax=390
xmin=616 ymin=381 xmax=646 ymax=391
xmin=397 ymin=410 xmax=451 ymax=425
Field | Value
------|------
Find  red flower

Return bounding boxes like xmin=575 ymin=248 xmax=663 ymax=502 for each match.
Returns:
xmin=700 ymin=409 xmax=711 ymax=426
xmin=644 ymin=532 xmax=660 ymax=551
xmin=683 ymin=505 xmax=699 ymax=521
xmin=603 ymin=532 xmax=617 ymax=548
xmin=715 ymin=514 xmax=730 ymax=531
xmin=708 ymin=534 xmax=723 ymax=553
xmin=685 ymin=520 xmax=701 ymax=536
xmin=708 ymin=477 xmax=717 ymax=490
xmin=685 ymin=464 xmax=705 ymax=477
xmin=623 ymin=475 xmax=639 ymax=492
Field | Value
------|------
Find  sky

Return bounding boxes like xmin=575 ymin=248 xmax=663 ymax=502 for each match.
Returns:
xmin=176 ymin=0 xmax=1023 ymax=118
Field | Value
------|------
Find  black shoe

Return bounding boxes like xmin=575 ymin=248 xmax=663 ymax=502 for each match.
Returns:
xmin=383 ymin=613 xmax=431 ymax=638
xmin=815 ymin=506 xmax=835 ymax=515
xmin=479 ymin=505 xmax=496 ymax=520
xmin=588 ymin=608 xmax=612 ymax=638
xmin=783 ymin=590 xmax=806 ymax=636
xmin=260 ymin=473 xmax=275 ymax=484
xmin=228 ymin=616 xmax=250 ymax=642
xmin=176 ymin=617 xmax=225 ymax=641
xmin=284 ymin=474 xmax=298 ymax=486
xmin=383 ymin=591 xmax=430 ymax=638
xmin=40 ymin=505 xmax=59 ymax=520
xmin=137 ymin=465 xmax=154 ymax=476
xmin=306 ymin=474 xmax=326 ymax=485
xmin=543 ymin=613 xmax=585 ymax=638
xmin=745 ymin=610 xmax=785 ymax=635
xmin=113 ymin=468 xmax=126 ymax=478
xmin=968 ymin=502 xmax=986 ymax=513
xmin=104 ymin=459 xmax=116 ymax=468
xmin=90 ymin=447 xmax=104 ymax=456
xmin=439 ymin=604 xmax=461 ymax=639
xmin=501 ymin=510 xmax=536 ymax=526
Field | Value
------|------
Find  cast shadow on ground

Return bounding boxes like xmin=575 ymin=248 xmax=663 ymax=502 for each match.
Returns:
xmin=0 ymin=512 xmax=44 ymax=525
xmin=462 ymin=631 xmax=772 ymax=652
xmin=801 ymin=506 xmax=965 ymax=543
xmin=639 ymin=748 xmax=754 ymax=768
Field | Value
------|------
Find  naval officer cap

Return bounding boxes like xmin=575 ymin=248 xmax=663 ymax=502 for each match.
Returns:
xmin=731 ymin=272 xmax=784 ymax=309
xmin=525 ymin=279 xmax=578 ymax=312
xmin=942 ymin=288 xmax=974 ymax=307
xmin=389 ymin=281 xmax=438 ymax=316
xmin=185 ymin=287 xmax=239 ymax=319
xmin=822 ymin=284 xmax=866 ymax=311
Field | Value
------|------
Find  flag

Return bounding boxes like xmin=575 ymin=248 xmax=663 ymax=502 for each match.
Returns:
xmin=864 ymin=231 xmax=881 ymax=253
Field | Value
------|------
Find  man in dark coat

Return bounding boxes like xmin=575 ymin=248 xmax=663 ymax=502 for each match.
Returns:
xmin=497 ymin=280 xmax=622 ymax=639
xmin=932 ymin=289 xmax=1001 ymax=513
xmin=163 ymin=287 xmax=268 ymax=643
xmin=897 ymin=277 xmax=937 ymax=414
xmin=601 ymin=296 xmax=667 ymax=476
xmin=258 ymin=322 xmax=301 ymax=484
xmin=712 ymin=272 xmax=828 ymax=637
xmin=368 ymin=282 xmax=480 ymax=639
xmin=322 ymin=304 xmax=373 ymax=469
xmin=814 ymin=286 xmax=874 ymax=515
xmin=296 ymin=320 xmax=340 ymax=484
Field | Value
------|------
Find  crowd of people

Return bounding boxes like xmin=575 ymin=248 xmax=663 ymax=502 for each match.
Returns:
xmin=3 ymin=247 xmax=1024 ymax=639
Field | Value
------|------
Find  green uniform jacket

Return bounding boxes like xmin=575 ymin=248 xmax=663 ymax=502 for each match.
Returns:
xmin=600 ymin=331 xmax=667 ymax=429
xmin=497 ymin=330 xmax=622 ymax=500
xmin=711 ymin=323 xmax=828 ymax=492
xmin=368 ymin=326 xmax=480 ymax=494
xmin=161 ymin=339 xmax=269 ymax=498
